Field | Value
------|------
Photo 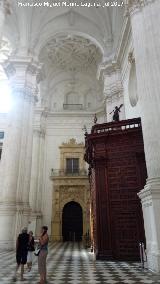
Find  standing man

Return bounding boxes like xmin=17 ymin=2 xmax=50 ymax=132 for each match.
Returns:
xmin=13 ymin=227 xmax=29 ymax=282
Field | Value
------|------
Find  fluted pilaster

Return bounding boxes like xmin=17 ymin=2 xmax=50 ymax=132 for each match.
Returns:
xmin=98 ymin=61 xmax=125 ymax=122
xmin=0 ymin=56 xmax=42 ymax=249
xmin=127 ymin=0 xmax=160 ymax=272
xmin=29 ymin=110 xmax=46 ymax=235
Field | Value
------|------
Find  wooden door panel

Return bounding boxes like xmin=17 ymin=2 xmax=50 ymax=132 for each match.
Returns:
xmin=85 ymin=118 xmax=147 ymax=260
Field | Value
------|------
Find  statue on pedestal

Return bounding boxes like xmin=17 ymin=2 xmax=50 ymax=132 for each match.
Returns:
xmin=110 ymin=104 xmax=123 ymax=122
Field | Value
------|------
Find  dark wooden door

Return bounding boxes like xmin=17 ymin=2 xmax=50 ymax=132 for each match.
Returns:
xmin=107 ymin=138 xmax=147 ymax=260
xmin=62 ymin=201 xmax=83 ymax=242
xmin=85 ymin=119 xmax=147 ymax=261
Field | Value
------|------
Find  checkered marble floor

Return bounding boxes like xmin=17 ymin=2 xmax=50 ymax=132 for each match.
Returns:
xmin=0 ymin=242 xmax=160 ymax=283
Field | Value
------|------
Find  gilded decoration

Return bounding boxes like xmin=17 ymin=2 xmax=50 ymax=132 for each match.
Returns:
xmin=62 ymin=138 xmax=83 ymax=146
xmin=51 ymin=139 xmax=90 ymax=241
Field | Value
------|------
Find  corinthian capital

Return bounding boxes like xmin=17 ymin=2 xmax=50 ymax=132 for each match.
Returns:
xmin=126 ymin=0 xmax=144 ymax=6
xmin=3 ymin=56 xmax=42 ymax=102
xmin=125 ymin=0 xmax=157 ymax=15
xmin=125 ymin=0 xmax=144 ymax=16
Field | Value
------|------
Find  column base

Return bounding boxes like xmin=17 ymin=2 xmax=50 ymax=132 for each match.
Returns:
xmin=138 ymin=178 xmax=160 ymax=272
xmin=28 ymin=211 xmax=42 ymax=237
xmin=147 ymin=251 xmax=160 ymax=272
xmin=0 ymin=201 xmax=31 ymax=250
xmin=0 ymin=202 xmax=17 ymax=250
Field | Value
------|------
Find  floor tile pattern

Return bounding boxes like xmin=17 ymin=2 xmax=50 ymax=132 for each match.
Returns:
xmin=0 ymin=242 xmax=159 ymax=283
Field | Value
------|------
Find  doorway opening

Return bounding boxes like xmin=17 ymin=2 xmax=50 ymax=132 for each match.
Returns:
xmin=62 ymin=201 xmax=83 ymax=242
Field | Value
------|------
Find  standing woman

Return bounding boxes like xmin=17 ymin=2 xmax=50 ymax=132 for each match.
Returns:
xmin=27 ymin=231 xmax=35 ymax=271
xmin=38 ymin=226 xmax=49 ymax=284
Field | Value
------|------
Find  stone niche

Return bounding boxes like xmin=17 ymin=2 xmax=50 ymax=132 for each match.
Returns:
xmin=50 ymin=138 xmax=90 ymax=241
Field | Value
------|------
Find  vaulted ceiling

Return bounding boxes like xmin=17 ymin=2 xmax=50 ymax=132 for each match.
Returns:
xmin=39 ymin=34 xmax=102 ymax=75
xmin=4 ymin=0 xmax=125 ymax=60
xmin=2 ymin=0 xmax=125 ymax=110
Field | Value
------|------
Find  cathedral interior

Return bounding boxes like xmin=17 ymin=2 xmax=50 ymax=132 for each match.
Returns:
xmin=0 ymin=0 xmax=160 ymax=282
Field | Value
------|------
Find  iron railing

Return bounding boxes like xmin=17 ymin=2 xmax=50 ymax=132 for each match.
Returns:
xmin=50 ymin=169 xmax=87 ymax=177
xmin=91 ymin=118 xmax=141 ymax=134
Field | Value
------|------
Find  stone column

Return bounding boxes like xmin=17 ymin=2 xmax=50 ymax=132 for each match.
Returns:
xmin=0 ymin=56 xmax=41 ymax=249
xmin=127 ymin=0 xmax=160 ymax=272
xmin=29 ymin=125 xmax=45 ymax=236
xmin=98 ymin=62 xmax=125 ymax=122
xmin=0 ymin=0 xmax=10 ymax=41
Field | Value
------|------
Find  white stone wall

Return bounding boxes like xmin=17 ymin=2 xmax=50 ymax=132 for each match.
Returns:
xmin=0 ymin=113 xmax=7 ymax=188
xmin=34 ymin=111 xmax=93 ymax=235
xmin=0 ymin=113 xmax=7 ymax=133
xmin=121 ymin=33 xmax=141 ymax=120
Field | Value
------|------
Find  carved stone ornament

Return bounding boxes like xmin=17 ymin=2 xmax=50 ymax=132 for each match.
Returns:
xmin=62 ymin=138 xmax=84 ymax=147
xmin=0 ymin=0 xmax=11 ymax=15
xmin=40 ymin=34 xmax=102 ymax=73
xmin=0 ymin=37 xmax=12 ymax=63
xmin=125 ymin=0 xmax=156 ymax=15
xmin=3 ymin=57 xmax=42 ymax=102
xmin=98 ymin=60 xmax=120 ymax=79
xmin=128 ymin=51 xmax=135 ymax=64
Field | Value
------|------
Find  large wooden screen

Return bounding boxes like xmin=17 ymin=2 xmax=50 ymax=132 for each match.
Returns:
xmin=85 ymin=118 xmax=147 ymax=260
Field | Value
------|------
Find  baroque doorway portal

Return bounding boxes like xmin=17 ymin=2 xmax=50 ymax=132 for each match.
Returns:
xmin=62 ymin=201 xmax=83 ymax=242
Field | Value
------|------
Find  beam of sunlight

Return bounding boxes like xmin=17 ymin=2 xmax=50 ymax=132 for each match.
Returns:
xmin=0 ymin=80 xmax=12 ymax=113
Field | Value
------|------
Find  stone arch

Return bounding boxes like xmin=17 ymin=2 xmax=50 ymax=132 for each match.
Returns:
xmin=62 ymin=201 xmax=83 ymax=241
xmin=36 ymin=30 xmax=104 ymax=59
xmin=60 ymin=197 xmax=86 ymax=240
xmin=60 ymin=197 xmax=85 ymax=214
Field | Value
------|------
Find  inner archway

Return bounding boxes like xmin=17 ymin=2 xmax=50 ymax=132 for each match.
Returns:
xmin=62 ymin=201 xmax=83 ymax=242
